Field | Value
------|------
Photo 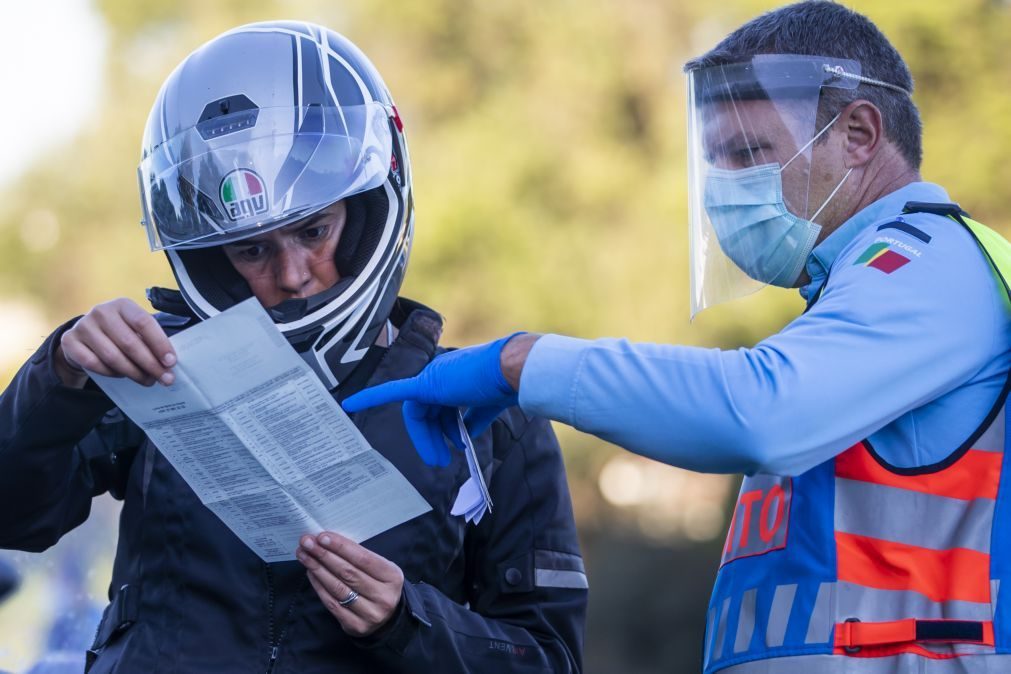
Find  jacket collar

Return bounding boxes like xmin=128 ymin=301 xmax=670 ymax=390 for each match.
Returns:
xmin=388 ymin=298 xmax=443 ymax=362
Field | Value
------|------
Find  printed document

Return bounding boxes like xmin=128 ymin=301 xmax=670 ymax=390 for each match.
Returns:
xmin=90 ymin=298 xmax=432 ymax=562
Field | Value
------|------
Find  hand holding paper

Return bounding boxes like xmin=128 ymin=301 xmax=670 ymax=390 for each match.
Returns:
xmin=88 ymin=299 xmax=431 ymax=562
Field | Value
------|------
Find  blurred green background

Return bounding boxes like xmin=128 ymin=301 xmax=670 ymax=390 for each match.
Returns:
xmin=2 ymin=0 xmax=1010 ymax=671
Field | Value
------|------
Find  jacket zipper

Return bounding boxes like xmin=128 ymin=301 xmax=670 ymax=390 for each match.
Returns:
xmin=265 ymin=564 xmax=278 ymax=674
xmin=265 ymin=565 xmax=309 ymax=674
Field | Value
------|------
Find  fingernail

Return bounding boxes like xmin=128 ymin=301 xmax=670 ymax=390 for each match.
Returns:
xmin=302 ymin=537 xmax=315 ymax=551
xmin=163 ymin=353 xmax=176 ymax=367
xmin=319 ymin=535 xmax=331 ymax=546
xmin=160 ymin=372 xmax=174 ymax=386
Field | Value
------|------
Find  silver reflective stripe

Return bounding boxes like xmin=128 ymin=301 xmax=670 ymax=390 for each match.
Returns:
xmin=835 ymin=580 xmax=992 ymax=622
xmin=718 ymin=653 xmax=1011 ymax=673
xmin=804 ymin=582 xmax=834 ymax=644
xmin=733 ymin=589 xmax=758 ymax=653
xmin=533 ymin=568 xmax=588 ymax=589
xmin=974 ymin=406 xmax=1005 ymax=452
xmin=766 ymin=584 xmax=797 ymax=648
xmin=533 ymin=550 xmax=587 ymax=589
xmin=713 ymin=596 xmax=731 ymax=661
xmin=992 ymin=579 xmax=1001 ymax=618
xmin=835 ymin=478 xmax=995 ymax=554
xmin=918 ymin=642 xmax=995 ymax=656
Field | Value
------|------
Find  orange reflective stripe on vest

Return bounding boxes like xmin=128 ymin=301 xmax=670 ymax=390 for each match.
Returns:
xmin=835 ymin=442 xmax=1002 ymax=501
xmin=831 ymin=423 xmax=1003 ymax=619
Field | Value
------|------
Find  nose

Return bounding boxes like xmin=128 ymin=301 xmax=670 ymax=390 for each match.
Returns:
xmin=275 ymin=245 xmax=312 ymax=296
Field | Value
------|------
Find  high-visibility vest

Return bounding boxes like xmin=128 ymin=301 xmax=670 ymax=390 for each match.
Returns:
xmin=703 ymin=203 xmax=1011 ymax=673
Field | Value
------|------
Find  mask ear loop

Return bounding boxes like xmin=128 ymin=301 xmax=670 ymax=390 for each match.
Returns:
xmin=779 ymin=111 xmax=849 ymax=222
xmin=781 ymin=112 xmax=843 ymax=171
xmin=810 ymin=167 xmax=853 ymax=224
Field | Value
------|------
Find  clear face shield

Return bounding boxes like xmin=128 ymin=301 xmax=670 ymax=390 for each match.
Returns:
xmin=685 ymin=55 xmax=864 ymax=317
xmin=139 ymin=103 xmax=393 ymax=251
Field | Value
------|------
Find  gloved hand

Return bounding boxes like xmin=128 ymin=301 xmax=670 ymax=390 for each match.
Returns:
xmin=342 ymin=334 xmax=524 ymax=466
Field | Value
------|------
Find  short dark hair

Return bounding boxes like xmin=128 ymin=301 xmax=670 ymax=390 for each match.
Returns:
xmin=685 ymin=1 xmax=922 ymax=169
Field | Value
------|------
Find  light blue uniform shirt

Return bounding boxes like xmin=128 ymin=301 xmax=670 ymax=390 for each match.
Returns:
xmin=519 ymin=183 xmax=1011 ymax=475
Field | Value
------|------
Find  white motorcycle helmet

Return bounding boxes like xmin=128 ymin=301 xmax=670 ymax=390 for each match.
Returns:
xmin=138 ymin=21 xmax=414 ymax=389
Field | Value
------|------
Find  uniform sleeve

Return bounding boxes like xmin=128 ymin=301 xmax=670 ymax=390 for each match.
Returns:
xmin=355 ymin=413 xmax=587 ymax=672
xmin=519 ymin=216 xmax=1004 ymax=476
xmin=0 ymin=320 xmax=136 ymax=551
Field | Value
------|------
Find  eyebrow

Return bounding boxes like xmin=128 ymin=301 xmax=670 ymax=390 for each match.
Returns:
xmin=704 ymin=131 xmax=748 ymax=162
xmin=224 ymin=212 xmax=330 ymax=247
xmin=704 ymin=132 xmax=773 ymax=164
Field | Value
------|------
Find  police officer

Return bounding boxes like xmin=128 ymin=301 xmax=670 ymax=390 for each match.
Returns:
xmin=343 ymin=2 xmax=1011 ymax=671
xmin=0 ymin=22 xmax=586 ymax=673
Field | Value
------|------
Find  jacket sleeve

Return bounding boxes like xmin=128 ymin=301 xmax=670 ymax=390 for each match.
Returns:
xmin=518 ymin=214 xmax=1004 ymax=476
xmin=357 ymin=412 xmax=587 ymax=672
xmin=0 ymin=320 xmax=139 ymax=552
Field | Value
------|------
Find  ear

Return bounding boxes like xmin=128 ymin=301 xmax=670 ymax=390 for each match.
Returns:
xmin=840 ymin=99 xmax=883 ymax=169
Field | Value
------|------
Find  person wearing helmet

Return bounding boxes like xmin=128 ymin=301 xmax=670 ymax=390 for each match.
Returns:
xmin=340 ymin=2 xmax=1011 ymax=671
xmin=0 ymin=22 xmax=585 ymax=673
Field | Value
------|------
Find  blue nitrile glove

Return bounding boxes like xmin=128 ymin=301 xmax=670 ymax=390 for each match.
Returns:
xmin=342 ymin=333 xmax=524 ymax=466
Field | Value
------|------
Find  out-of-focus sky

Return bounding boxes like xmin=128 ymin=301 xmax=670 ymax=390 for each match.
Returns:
xmin=0 ymin=1 xmax=106 ymax=378
xmin=0 ymin=1 xmax=106 ymax=188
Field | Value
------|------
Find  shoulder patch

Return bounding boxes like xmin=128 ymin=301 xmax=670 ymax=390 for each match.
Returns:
xmin=853 ymin=241 xmax=912 ymax=274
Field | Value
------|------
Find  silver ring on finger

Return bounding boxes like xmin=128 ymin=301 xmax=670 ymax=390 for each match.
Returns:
xmin=338 ymin=589 xmax=359 ymax=608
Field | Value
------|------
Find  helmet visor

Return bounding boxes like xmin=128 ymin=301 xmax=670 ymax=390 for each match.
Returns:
xmin=139 ymin=103 xmax=393 ymax=250
xmin=686 ymin=55 xmax=861 ymax=317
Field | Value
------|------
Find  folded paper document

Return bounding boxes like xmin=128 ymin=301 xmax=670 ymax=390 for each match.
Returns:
xmin=90 ymin=299 xmax=432 ymax=562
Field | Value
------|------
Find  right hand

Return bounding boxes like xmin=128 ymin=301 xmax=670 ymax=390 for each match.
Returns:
xmin=58 ymin=298 xmax=176 ymax=388
xmin=342 ymin=334 xmax=523 ymax=466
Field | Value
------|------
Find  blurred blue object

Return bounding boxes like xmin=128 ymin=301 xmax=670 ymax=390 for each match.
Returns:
xmin=21 ymin=549 xmax=103 ymax=674
xmin=24 ymin=651 xmax=86 ymax=674
xmin=0 ymin=557 xmax=17 ymax=603
xmin=42 ymin=553 xmax=103 ymax=652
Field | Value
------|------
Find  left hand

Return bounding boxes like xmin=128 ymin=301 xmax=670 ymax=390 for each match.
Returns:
xmin=296 ymin=532 xmax=405 ymax=638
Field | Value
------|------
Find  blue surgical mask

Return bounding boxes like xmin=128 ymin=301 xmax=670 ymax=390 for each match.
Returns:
xmin=703 ymin=115 xmax=852 ymax=288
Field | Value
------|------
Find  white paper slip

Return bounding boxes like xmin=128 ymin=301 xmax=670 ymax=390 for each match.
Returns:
xmin=449 ymin=412 xmax=493 ymax=524
xmin=450 ymin=477 xmax=487 ymax=525
xmin=90 ymin=298 xmax=432 ymax=562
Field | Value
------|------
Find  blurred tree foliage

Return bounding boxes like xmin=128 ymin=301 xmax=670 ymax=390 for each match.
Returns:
xmin=3 ymin=1 xmax=1011 ymax=671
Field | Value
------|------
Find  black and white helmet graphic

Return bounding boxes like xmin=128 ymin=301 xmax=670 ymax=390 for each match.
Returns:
xmin=138 ymin=21 xmax=413 ymax=389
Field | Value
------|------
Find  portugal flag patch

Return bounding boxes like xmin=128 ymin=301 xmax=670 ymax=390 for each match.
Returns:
xmin=853 ymin=242 xmax=910 ymax=274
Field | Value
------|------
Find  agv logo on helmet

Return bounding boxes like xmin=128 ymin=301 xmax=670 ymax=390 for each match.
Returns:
xmin=220 ymin=168 xmax=269 ymax=221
